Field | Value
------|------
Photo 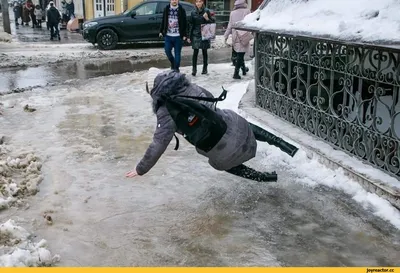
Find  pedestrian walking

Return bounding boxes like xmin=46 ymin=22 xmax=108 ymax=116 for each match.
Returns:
xmin=187 ymin=0 xmax=214 ymax=76
xmin=47 ymin=1 xmax=61 ymax=40
xmin=224 ymin=0 xmax=252 ymax=79
xmin=159 ymin=0 xmax=188 ymax=72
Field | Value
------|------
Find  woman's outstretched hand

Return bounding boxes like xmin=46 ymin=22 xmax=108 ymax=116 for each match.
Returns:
xmin=126 ymin=169 xmax=139 ymax=178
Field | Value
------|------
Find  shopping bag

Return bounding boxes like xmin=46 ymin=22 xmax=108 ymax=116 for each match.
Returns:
xmin=201 ymin=23 xmax=216 ymax=41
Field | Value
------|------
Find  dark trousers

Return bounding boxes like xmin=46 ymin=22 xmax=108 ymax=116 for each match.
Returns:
xmin=164 ymin=35 xmax=183 ymax=71
xmin=234 ymin=52 xmax=245 ymax=74
xmin=49 ymin=23 xmax=59 ymax=39
xmin=231 ymin=48 xmax=237 ymax=65
xmin=192 ymin=48 xmax=208 ymax=72
xmin=30 ymin=12 xmax=36 ymax=27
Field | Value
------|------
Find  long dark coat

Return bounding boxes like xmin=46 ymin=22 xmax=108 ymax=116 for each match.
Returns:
xmin=189 ymin=7 xmax=214 ymax=50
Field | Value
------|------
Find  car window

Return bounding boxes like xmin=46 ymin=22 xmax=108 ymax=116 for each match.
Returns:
xmin=135 ymin=2 xmax=158 ymax=15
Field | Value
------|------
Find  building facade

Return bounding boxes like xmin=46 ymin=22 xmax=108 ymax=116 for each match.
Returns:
xmin=83 ymin=0 xmax=141 ymax=20
xmin=82 ymin=0 xmax=258 ymax=21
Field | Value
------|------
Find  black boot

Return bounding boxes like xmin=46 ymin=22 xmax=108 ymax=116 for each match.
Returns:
xmin=242 ymin=66 xmax=249 ymax=75
xmin=201 ymin=49 xmax=208 ymax=74
xmin=192 ymin=53 xmax=197 ymax=76
xmin=226 ymin=164 xmax=278 ymax=182
xmin=233 ymin=69 xmax=241 ymax=79
xmin=249 ymin=122 xmax=299 ymax=157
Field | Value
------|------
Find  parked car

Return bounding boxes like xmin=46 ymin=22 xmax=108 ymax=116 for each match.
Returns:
xmin=82 ymin=0 xmax=199 ymax=50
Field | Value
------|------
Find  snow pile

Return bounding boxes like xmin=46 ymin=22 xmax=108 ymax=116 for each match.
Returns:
xmin=0 ymin=219 xmax=60 ymax=267
xmin=0 ymin=48 xmax=164 ymax=68
xmin=0 ymin=140 xmax=44 ymax=210
xmin=0 ymin=28 xmax=12 ymax=43
xmin=241 ymin=0 xmax=400 ymax=43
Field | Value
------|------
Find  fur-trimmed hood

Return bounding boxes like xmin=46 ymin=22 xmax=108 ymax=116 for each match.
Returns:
xmin=150 ymin=70 xmax=191 ymax=113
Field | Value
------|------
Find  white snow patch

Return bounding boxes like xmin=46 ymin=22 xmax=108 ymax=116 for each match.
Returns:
xmin=241 ymin=0 xmax=400 ymax=43
xmin=0 ymin=28 xmax=12 ymax=43
xmin=0 ymin=219 xmax=60 ymax=267
xmin=0 ymin=48 xmax=161 ymax=68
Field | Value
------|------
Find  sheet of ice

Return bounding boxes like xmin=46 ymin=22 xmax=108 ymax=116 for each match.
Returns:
xmin=242 ymin=0 xmax=400 ymax=43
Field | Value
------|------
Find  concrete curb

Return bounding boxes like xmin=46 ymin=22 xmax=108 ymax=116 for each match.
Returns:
xmin=239 ymin=80 xmax=400 ymax=210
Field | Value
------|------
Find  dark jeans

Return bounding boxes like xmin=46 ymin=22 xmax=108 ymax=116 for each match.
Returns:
xmin=164 ymin=35 xmax=183 ymax=71
xmin=49 ymin=23 xmax=59 ymax=39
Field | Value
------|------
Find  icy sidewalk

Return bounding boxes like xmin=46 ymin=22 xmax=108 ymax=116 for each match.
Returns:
xmin=238 ymin=80 xmax=400 ymax=211
xmin=1 ymin=63 xmax=399 ymax=266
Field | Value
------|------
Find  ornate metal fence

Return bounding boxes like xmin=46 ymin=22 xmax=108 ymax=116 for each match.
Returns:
xmin=254 ymin=32 xmax=400 ymax=178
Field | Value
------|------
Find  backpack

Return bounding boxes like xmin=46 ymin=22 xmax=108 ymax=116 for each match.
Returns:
xmin=161 ymin=88 xmax=228 ymax=153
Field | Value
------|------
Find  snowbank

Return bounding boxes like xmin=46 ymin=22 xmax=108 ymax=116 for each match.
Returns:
xmin=0 ymin=35 xmax=230 ymax=68
xmin=0 ymin=28 xmax=12 ymax=43
xmin=0 ymin=137 xmax=59 ymax=266
xmin=242 ymin=0 xmax=400 ymax=44
xmin=0 ymin=219 xmax=60 ymax=267
xmin=0 ymin=47 xmax=163 ymax=68
xmin=0 ymin=141 xmax=43 ymax=210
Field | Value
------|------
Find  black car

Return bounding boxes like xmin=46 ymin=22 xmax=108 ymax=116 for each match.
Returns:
xmin=82 ymin=0 xmax=196 ymax=50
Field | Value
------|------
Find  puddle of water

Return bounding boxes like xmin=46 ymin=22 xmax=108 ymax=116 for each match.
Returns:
xmin=57 ymin=95 xmax=153 ymax=162
xmin=0 ymin=47 xmax=235 ymax=94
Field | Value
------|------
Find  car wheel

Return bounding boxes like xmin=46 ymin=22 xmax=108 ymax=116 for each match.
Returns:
xmin=96 ymin=29 xmax=118 ymax=50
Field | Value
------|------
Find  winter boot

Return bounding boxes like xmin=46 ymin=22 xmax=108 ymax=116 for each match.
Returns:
xmin=192 ymin=66 xmax=197 ymax=76
xmin=191 ymin=52 xmax=197 ymax=76
xmin=241 ymin=66 xmax=249 ymax=76
xmin=202 ymin=53 xmax=208 ymax=74
xmin=233 ymin=69 xmax=241 ymax=79
xmin=226 ymin=164 xmax=278 ymax=182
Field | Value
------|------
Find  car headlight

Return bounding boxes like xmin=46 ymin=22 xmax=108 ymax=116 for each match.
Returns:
xmin=83 ymin=22 xmax=98 ymax=29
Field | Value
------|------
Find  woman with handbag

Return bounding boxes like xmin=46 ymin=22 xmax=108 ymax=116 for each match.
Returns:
xmin=187 ymin=0 xmax=215 ymax=76
xmin=224 ymin=0 xmax=252 ymax=79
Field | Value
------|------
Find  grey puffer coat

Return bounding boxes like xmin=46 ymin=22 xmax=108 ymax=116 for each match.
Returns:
xmin=135 ymin=71 xmax=257 ymax=175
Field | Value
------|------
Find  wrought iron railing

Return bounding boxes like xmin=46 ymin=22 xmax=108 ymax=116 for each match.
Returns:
xmin=254 ymin=31 xmax=400 ymax=179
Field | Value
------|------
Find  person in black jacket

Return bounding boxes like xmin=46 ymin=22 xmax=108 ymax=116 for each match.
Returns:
xmin=187 ymin=0 xmax=214 ymax=76
xmin=13 ymin=2 xmax=22 ymax=27
xmin=159 ymin=0 xmax=187 ymax=72
xmin=47 ymin=1 xmax=61 ymax=40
